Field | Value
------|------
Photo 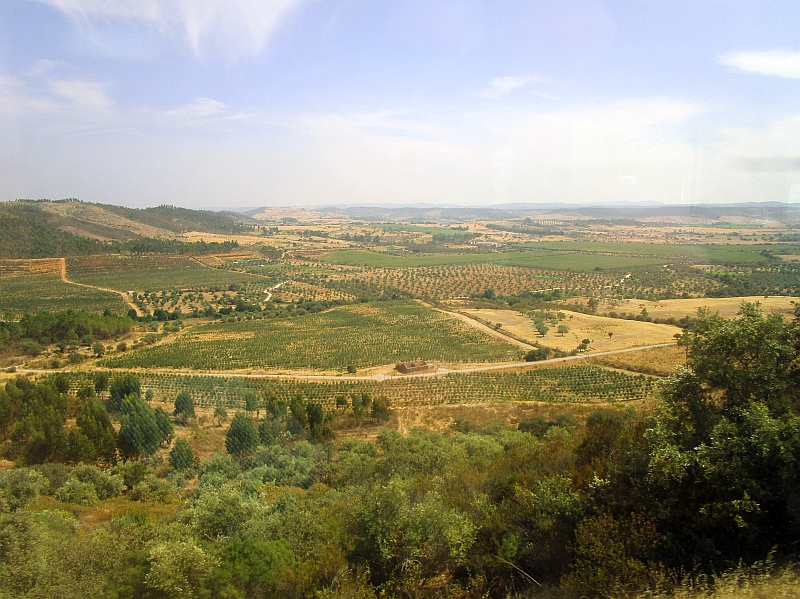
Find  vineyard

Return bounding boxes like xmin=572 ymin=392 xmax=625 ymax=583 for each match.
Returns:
xmin=100 ymin=301 xmax=524 ymax=371
xmin=65 ymin=255 xmax=261 ymax=292
xmin=68 ymin=364 xmax=658 ymax=408
xmin=0 ymin=273 xmax=127 ymax=319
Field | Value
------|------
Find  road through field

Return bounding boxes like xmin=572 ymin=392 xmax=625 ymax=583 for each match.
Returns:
xmin=59 ymin=258 xmax=142 ymax=315
xmin=16 ymin=342 xmax=676 ymax=382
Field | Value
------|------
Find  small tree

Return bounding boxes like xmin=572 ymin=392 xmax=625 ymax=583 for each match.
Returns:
xmin=173 ymin=391 xmax=195 ymax=424
xmin=225 ymin=412 xmax=259 ymax=457
xmin=94 ymin=372 xmax=110 ymax=394
xmin=108 ymin=374 xmax=141 ymax=413
xmin=371 ymin=396 xmax=391 ymax=422
xmin=557 ymin=325 xmax=569 ymax=336
xmin=154 ymin=407 xmax=174 ymax=448
xmin=92 ymin=342 xmax=105 ymax=357
xmin=243 ymin=392 xmax=259 ymax=417
xmin=169 ymin=438 xmax=197 ymax=470
xmin=289 ymin=395 xmax=308 ymax=429
xmin=213 ymin=404 xmax=228 ymax=427
xmin=118 ymin=396 xmax=163 ymax=459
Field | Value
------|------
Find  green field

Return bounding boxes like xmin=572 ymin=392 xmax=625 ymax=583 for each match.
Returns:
xmin=322 ymin=249 xmax=665 ymax=270
xmin=66 ymin=255 xmax=262 ymax=292
xmin=0 ymin=274 xmax=127 ymax=320
xmin=71 ymin=364 xmax=656 ymax=407
xmin=102 ymin=301 xmax=523 ymax=371
xmin=527 ymin=241 xmax=770 ymax=264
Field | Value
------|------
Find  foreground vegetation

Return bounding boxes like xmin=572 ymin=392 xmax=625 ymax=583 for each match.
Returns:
xmin=1 ymin=304 xmax=799 ymax=598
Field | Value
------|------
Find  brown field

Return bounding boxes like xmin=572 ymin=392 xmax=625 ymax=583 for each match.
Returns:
xmin=608 ymin=295 xmax=796 ymax=320
xmin=587 ymin=344 xmax=687 ymax=376
xmin=393 ymin=400 xmax=639 ymax=436
xmin=460 ymin=308 xmax=681 ymax=353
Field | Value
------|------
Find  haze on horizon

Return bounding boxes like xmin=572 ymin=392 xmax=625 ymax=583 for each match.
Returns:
xmin=1 ymin=0 xmax=800 ymax=209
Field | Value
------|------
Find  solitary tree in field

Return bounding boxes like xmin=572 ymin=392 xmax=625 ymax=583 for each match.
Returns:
xmin=173 ymin=391 xmax=195 ymax=424
xmin=557 ymin=325 xmax=569 ymax=336
xmin=225 ymin=412 xmax=259 ymax=457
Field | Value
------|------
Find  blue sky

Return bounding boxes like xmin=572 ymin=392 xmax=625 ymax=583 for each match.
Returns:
xmin=1 ymin=0 xmax=800 ymax=208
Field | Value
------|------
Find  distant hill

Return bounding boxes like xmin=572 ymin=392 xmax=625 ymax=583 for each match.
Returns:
xmin=0 ymin=200 xmax=255 ymax=258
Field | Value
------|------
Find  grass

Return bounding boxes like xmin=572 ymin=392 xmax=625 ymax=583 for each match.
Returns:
xmin=66 ymin=255 xmax=261 ymax=292
xmin=322 ymin=249 xmax=665 ymax=271
xmin=587 ymin=344 xmax=687 ymax=376
xmin=100 ymin=301 xmax=524 ymax=371
xmin=0 ymin=273 xmax=128 ymax=319
xmin=460 ymin=308 xmax=681 ymax=353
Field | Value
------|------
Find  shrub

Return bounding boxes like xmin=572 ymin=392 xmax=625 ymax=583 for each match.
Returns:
xmin=70 ymin=464 xmax=125 ymax=499
xmin=55 ymin=478 xmax=99 ymax=506
xmin=0 ymin=468 xmax=49 ymax=511
xmin=130 ymin=475 xmax=177 ymax=503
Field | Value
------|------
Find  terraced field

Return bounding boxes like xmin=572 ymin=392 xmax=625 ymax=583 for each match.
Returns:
xmin=66 ymin=255 xmax=261 ymax=292
xmin=101 ymin=300 xmax=524 ymax=371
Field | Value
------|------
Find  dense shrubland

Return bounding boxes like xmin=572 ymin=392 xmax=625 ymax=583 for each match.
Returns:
xmin=1 ymin=303 xmax=799 ymax=597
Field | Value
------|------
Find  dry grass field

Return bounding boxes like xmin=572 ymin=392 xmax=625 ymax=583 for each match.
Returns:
xmin=587 ymin=344 xmax=687 ymax=376
xmin=608 ymin=295 xmax=796 ymax=320
xmin=460 ymin=308 xmax=681 ymax=352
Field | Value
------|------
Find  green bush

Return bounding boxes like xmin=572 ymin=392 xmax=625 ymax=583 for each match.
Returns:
xmin=55 ymin=478 xmax=99 ymax=506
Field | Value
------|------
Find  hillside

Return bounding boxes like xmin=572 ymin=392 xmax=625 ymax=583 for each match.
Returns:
xmin=0 ymin=200 xmax=254 ymax=258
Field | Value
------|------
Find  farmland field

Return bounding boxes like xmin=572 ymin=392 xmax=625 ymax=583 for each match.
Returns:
xmin=587 ymin=344 xmax=687 ymax=376
xmin=101 ymin=300 xmax=524 ymax=371
xmin=460 ymin=308 xmax=681 ymax=353
xmin=66 ymin=255 xmax=262 ymax=292
xmin=528 ymin=241 xmax=771 ymax=264
xmin=70 ymin=364 xmax=658 ymax=408
xmin=0 ymin=273 xmax=128 ymax=319
xmin=322 ymin=249 xmax=666 ymax=270
xmin=608 ymin=295 xmax=797 ymax=320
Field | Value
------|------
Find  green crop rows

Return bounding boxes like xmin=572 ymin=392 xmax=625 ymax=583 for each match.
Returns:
xmin=322 ymin=249 xmax=665 ymax=271
xmin=0 ymin=274 xmax=127 ymax=319
xmin=101 ymin=301 xmax=523 ymax=371
xmin=66 ymin=255 xmax=261 ymax=292
xmin=69 ymin=365 xmax=657 ymax=408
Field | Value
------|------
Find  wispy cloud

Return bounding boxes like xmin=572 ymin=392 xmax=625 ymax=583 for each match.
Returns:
xmin=47 ymin=79 xmax=111 ymax=108
xmin=33 ymin=0 xmax=310 ymax=59
xmin=481 ymin=76 xmax=548 ymax=99
xmin=718 ymin=49 xmax=800 ymax=79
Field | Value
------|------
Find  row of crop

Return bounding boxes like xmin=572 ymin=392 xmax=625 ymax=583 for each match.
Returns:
xmin=66 ymin=255 xmax=261 ymax=292
xmin=0 ymin=274 xmax=127 ymax=320
xmin=66 ymin=365 xmax=658 ymax=409
xmin=100 ymin=301 xmax=524 ymax=371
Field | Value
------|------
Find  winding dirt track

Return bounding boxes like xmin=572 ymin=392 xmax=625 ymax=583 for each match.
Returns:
xmin=59 ymin=258 xmax=142 ymax=315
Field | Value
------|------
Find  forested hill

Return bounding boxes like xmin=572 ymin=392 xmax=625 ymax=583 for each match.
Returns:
xmin=0 ymin=201 xmax=243 ymax=258
xmin=99 ymin=204 xmax=254 ymax=234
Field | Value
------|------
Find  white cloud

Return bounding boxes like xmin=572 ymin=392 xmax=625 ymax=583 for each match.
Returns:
xmin=33 ymin=0 xmax=309 ymax=59
xmin=164 ymin=97 xmax=227 ymax=120
xmin=47 ymin=79 xmax=111 ymax=108
xmin=718 ymin=49 xmax=800 ymax=79
xmin=481 ymin=76 xmax=547 ymax=99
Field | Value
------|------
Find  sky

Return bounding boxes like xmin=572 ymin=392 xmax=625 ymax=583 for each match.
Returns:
xmin=1 ymin=1 xmax=800 ymax=209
